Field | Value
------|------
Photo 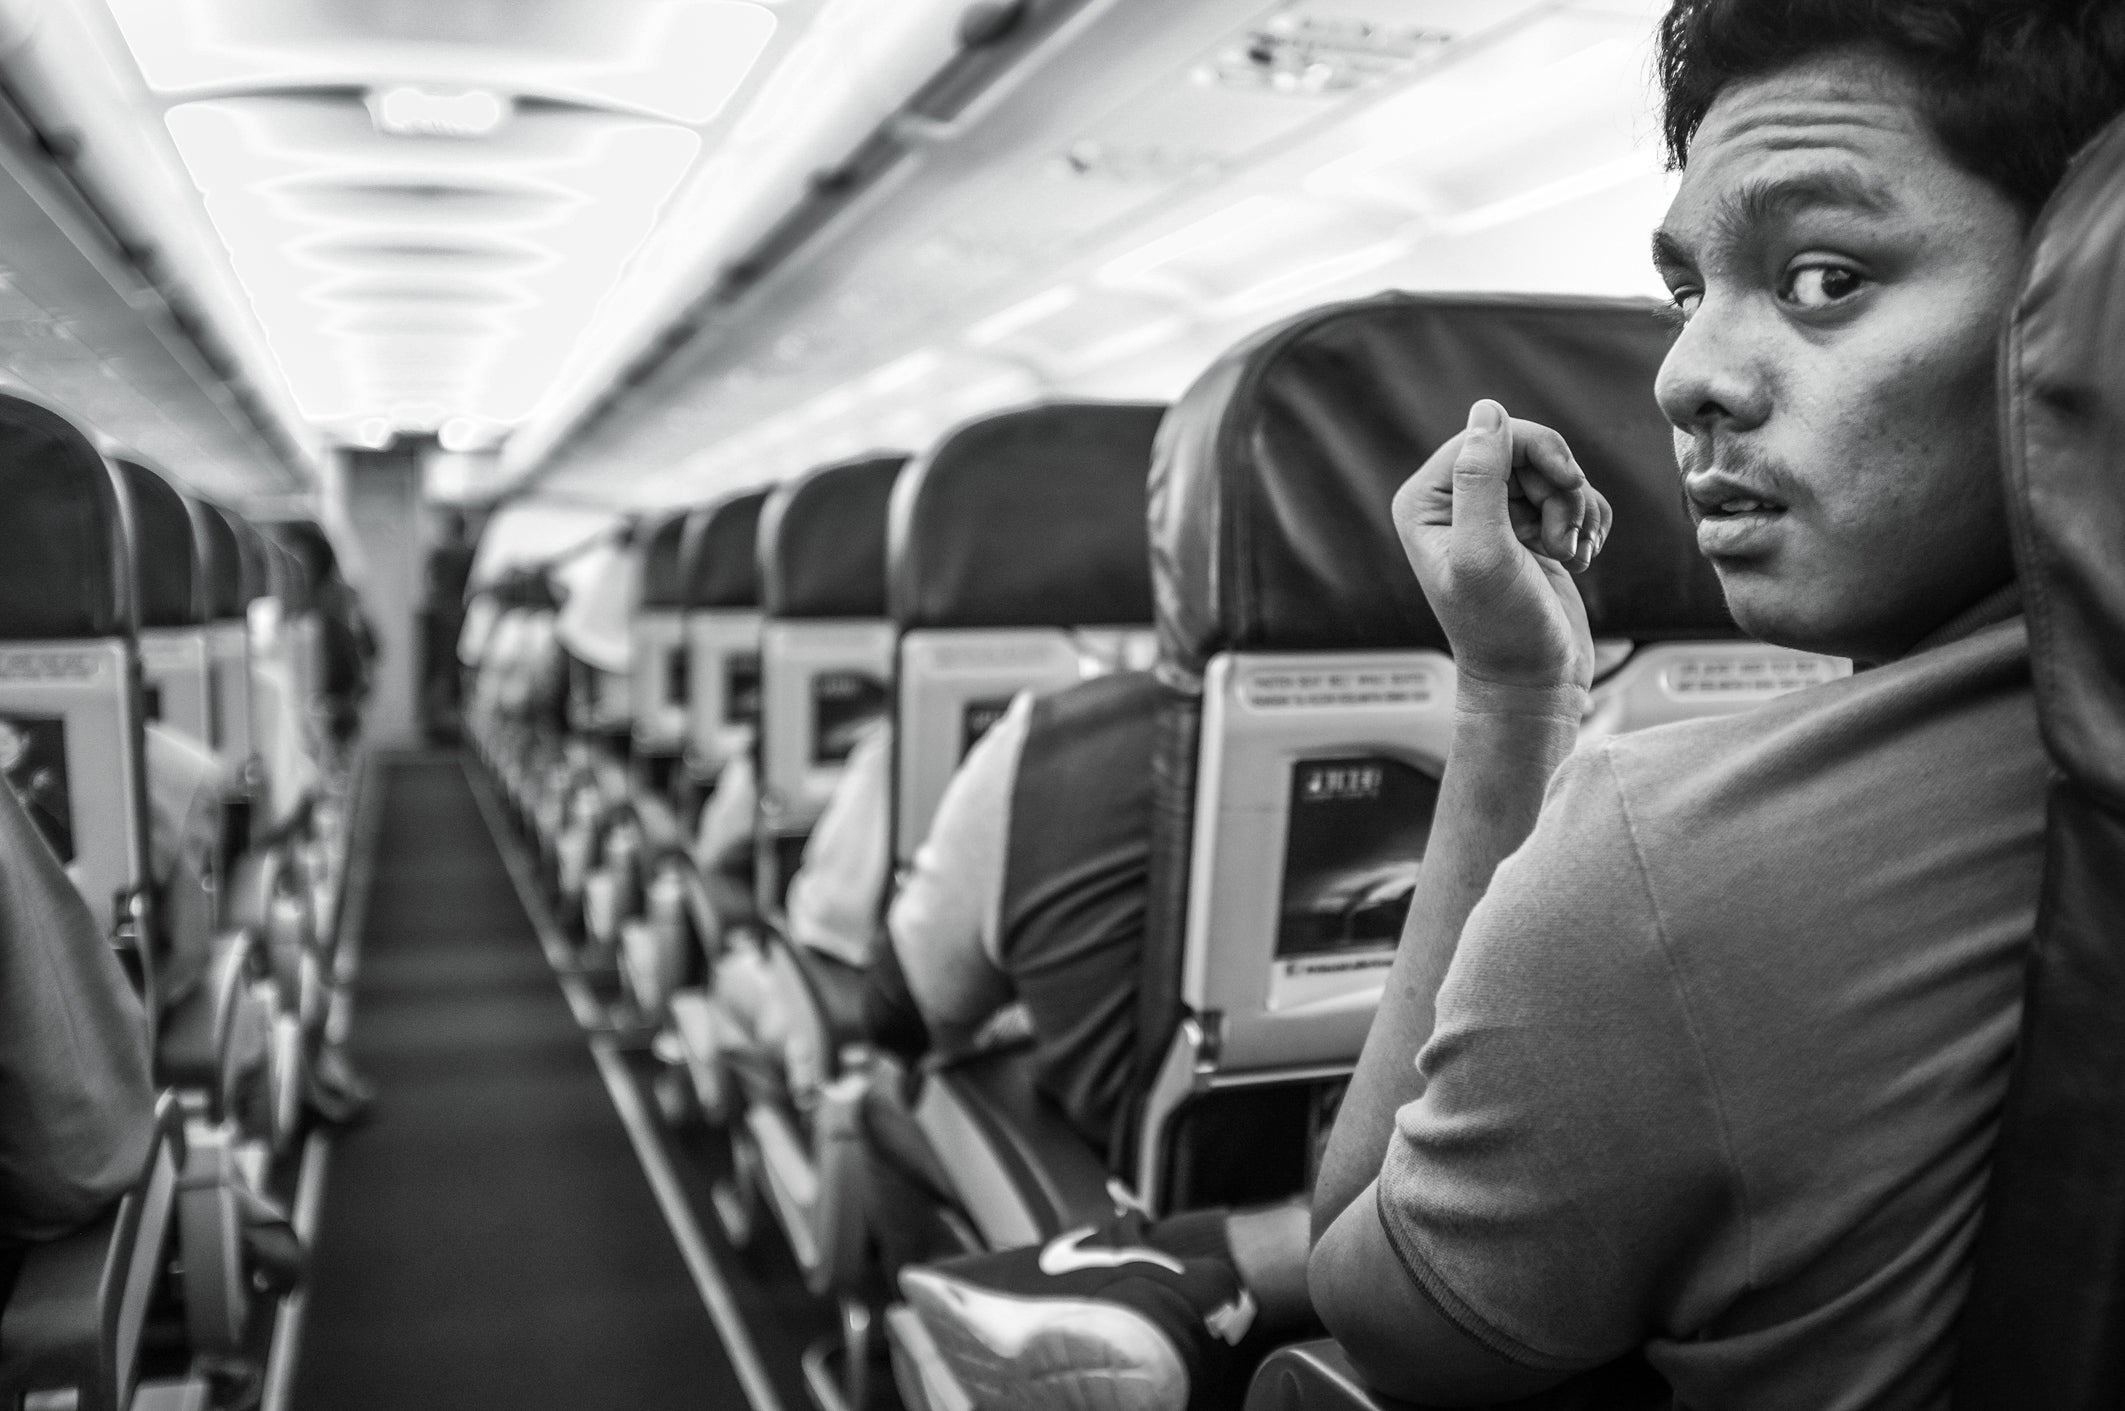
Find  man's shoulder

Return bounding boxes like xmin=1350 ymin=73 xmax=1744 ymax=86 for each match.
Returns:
xmin=1596 ymin=615 xmax=2039 ymax=830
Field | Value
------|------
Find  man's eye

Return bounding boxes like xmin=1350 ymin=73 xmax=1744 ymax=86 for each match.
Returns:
xmin=1661 ymin=288 xmax=1702 ymax=326
xmin=1779 ymin=262 xmax=1865 ymax=309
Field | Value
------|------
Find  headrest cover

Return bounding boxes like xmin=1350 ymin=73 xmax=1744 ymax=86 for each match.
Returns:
xmin=888 ymin=402 xmax=1162 ymax=630
xmin=637 ymin=511 xmax=691 ymax=610
xmin=0 ymin=393 xmax=130 ymax=640
xmin=1150 ymin=293 xmax=1732 ymax=687
xmin=681 ymin=488 xmax=768 ymax=610
xmin=116 ymin=459 xmax=204 ymax=629
xmin=759 ymin=453 xmax=907 ymax=619
xmin=2004 ymin=112 xmax=2125 ymax=806
xmin=192 ymin=500 xmax=245 ymax=619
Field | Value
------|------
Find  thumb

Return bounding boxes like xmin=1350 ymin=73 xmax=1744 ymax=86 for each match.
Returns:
xmin=1450 ymin=399 xmax=1513 ymax=536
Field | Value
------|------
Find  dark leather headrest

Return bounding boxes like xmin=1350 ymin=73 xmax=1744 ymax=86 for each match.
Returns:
xmin=114 ymin=458 xmax=204 ymax=628
xmin=269 ymin=537 xmax=311 ymax=613
xmin=191 ymin=500 xmax=246 ymax=619
xmin=888 ymin=402 xmax=1162 ymax=630
xmin=759 ymin=453 xmax=908 ymax=619
xmin=637 ymin=511 xmax=691 ymax=610
xmin=2003 ymin=112 xmax=2125 ymax=806
xmin=681 ymin=489 xmax=769 ymax=610
xmin=0 ymin=394 xmax=130 ymax=640
xmin=222 ymin=509 xmax=271 ymax=607
xmin=496 ymin=568 xmax=562 ymax=611
xmin=270 ymin=521 xmax=337 ymax=612
xmin=1150 ymin=293 xmax=1734 ymax=687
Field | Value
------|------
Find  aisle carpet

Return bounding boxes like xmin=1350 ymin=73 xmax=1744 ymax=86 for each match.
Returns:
xmin=292 ymin=755 xmax=750 ymax=1411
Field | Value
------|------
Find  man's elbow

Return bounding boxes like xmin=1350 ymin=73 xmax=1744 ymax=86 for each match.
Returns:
xmin=1308 ymin=1219 xmax=1560 ymax=1408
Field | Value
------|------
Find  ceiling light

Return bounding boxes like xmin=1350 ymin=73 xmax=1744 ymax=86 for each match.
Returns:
xmin=440 ymin=417 xmax=496 ymax=452
xmin=368 ymin=86 xmax=511 ymax=140
xmin=965 ymin=285 xmax=1079 ymax=347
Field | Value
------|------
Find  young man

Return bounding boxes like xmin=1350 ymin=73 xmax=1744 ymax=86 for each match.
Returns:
xmin=899 ymin=3 xmax=2125 ymax=1407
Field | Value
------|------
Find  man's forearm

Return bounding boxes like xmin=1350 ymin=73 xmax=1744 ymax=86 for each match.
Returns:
xmin=1312 ymin=678 xmax=1582 ymax=1238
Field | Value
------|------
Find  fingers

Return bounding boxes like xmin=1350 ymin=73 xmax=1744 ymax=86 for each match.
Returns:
xmin=1496 ymin=413 xmax=1611 ymax=572
xmin=1429 ymin=399 xmax=1614 ymax=575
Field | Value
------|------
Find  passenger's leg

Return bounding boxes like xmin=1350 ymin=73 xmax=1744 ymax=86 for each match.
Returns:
xmin=899 ymin=1199 xmax=1317 ymax=1411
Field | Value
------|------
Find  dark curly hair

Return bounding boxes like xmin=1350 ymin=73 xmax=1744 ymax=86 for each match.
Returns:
xmin=1657 ymin=0 xmax=2125 ymax=214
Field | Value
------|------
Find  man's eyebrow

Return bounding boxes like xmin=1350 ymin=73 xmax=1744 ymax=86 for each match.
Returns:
xmin=1721 ymin=168 xmax=1897 ymax=241
xmin=1650 ymin=228 xmax=1691 ymax=279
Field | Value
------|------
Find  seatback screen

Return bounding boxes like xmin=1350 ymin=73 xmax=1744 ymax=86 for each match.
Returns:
xmin=1276 ymin=754 xmax=1439 ymax=959
xmin=812 ymin=670 xmax=886 ymax=765
xmin=961 ymin=696 xmax=1013 ymax=762
xmin=725 ymin=652 xmax=760 ymax=727
xmin=666 ymin=645 xmax=689 ymax=707
xmin=0 ymin=713 xmax=73 ymax=863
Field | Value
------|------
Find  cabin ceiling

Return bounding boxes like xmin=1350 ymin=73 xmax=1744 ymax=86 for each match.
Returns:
xmin=527 ymin=0 xmax=1674 ymax=509
xmin=2 ymin=0 xmax=1668 ymax=513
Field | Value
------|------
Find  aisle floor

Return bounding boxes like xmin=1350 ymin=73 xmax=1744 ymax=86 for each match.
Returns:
xmin=291 ymin=755 xmax=752 ymax=1411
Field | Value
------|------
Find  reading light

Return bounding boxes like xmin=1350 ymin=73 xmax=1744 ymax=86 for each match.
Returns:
xmin=368 ymin=86 xmax=511 ymax=140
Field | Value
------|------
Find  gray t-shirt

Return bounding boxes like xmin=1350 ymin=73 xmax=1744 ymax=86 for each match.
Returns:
xmin=1377 ymin=593 xmax=2044 ymax=1410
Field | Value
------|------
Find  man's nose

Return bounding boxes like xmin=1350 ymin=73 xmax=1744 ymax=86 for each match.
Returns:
xmin=1655 ymin=294 xmax=1772 ymax=436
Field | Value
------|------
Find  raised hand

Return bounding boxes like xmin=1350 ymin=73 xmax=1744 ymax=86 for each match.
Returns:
xmin=1390 ymin=399 xmax=1611 ymax=696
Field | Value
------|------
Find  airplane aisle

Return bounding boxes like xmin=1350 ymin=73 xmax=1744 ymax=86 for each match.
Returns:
xmin=289 ymin=755 xmax=756 ymax=1411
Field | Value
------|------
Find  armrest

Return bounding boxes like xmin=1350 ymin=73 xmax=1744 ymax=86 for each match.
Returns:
xmin=0 ymin=1096 xmax=184 ymax=1411
xmin=912 ymin=1047 xmax=1113 ymax=1249
xmin=628 ymin=795 xmax=687 ymax=856
xmin=1246 ymin=1340 xmax=1669 ymax=1411
xmin=771 ymin=935 xmax=873 ymax=1068
xmin=1246 ymin=1340 xmax=1387 ymax=1411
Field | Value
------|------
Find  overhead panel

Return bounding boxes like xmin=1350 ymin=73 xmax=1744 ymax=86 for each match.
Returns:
xmin=96 ymin=0 xmax=781 ymax=449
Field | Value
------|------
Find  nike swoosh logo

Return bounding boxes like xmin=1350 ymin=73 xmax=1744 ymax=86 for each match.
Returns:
xmin=1037 ymin=1226 xmax=1184 ymax=1277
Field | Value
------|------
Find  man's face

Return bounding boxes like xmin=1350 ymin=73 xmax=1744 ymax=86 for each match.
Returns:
xmin=1653 ymin=52 xmax=2027 ymax=662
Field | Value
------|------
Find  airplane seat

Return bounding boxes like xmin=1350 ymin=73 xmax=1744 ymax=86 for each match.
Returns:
xmin=1951 ymin=109 xmax=2125 ymax=1410
xmin=195 ymin=502 xmax=261 ymax=847
xmin=629 ymin=508 xmax=694 ymax=801
xmin=752 ymin=452 xmax=908 ymax=920
xmin=651 ymin=490 xmax=771 ymax=1120
xmin=1116 ymin=293 xmax=1784 ymax=1217
xmin=113 ymin=460 xmax=305 ymax=1152
xmin=756 ymin=404 xmax=1166 ymax=1411
xmin=679 ymin=487 xmax=771 ymax=816
xmin=547 ymin=531 xmax=643 ymax=938
xmin=0 ymin=1096 xmax=198 ymax=1411
xmin=884 ymin=401 xmax=1166 ymax=875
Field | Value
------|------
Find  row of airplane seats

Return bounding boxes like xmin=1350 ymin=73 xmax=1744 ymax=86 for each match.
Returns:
xmin=0 ymin=391 xmax=373 ymax=1409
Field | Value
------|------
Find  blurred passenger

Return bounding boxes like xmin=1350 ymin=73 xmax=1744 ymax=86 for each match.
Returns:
xmin=900 ymin=5 xmax=2125 ymax=1409
xmin=0 ymin=779 xmax=155 ymax=1286
xmin=710 ymin=719 xmax=891 ymax=1090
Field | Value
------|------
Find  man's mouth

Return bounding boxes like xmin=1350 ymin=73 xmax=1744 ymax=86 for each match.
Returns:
xmin=1703 ymin=496 xmax=1781 ymax=518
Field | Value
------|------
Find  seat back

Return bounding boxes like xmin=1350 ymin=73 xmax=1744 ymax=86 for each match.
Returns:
xmin=0 ymin=395 xmax=152 ymax=996
xmin=629 ymin=510 xmax=693 ymax=774
xmin=198 ymin=503 xmax=258 ymax=761
xmin=681 ymin=488 xmax=770 ymax=781
xmin=1132 ymin=293 xmax=1818 ymax=1209
xmin=1952 ymin=113 xmax=2125 ymax=1410
xmin=113 ymin=459 xmax=214 ymax=746
xmin=556 ymin=533 xmax=638 ymax=747
xmin=887 ymin=402 xmax=1164 ymax=869
xmin=755 ymin=453 xmax=906 ymax=908
xmin=267 ymin=520 xmax=331 ymax=715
